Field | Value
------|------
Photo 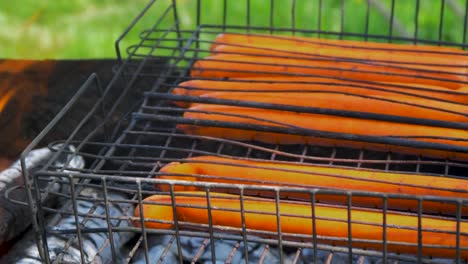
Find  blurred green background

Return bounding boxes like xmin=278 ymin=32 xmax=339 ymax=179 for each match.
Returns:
xmin=2 ymin=0 xmax=466 ymax=59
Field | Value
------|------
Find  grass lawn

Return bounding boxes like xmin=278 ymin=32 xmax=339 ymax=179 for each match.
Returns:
xmin=1 ymin=0 xmax=466 ymax=59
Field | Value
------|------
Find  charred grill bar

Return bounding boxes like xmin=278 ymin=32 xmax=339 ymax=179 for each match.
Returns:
xmin=3 ymin=0 xmax=468 ymax=263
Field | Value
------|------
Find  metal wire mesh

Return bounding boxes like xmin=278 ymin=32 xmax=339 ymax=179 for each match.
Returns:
xmin=11 ymin=0 xmax=468 ymax=263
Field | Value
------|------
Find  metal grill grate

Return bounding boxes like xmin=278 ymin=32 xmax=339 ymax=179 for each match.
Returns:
xmin=9 ymin=0 xmax=468 ymax=263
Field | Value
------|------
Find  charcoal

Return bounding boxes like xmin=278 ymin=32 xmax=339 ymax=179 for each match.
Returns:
xmin=1 ymin=187 xmax=134 ymax=264
xmin=0 ymin=145 xmax=84 ymax=250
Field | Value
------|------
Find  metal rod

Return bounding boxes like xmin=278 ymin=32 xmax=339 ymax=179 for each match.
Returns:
xmin=439 ymin=0 xmax=446 ymax=45
xmin=456 ymin=200 xmax=462 ymax=264
xmin=205 ymin=188 xmax=217 ymax=262
xmin=417 ymin=198 xmax=423 ymax=262
xmin=144 ymin=93 xmax=468 ymax=130
xmin=239 ymin=188 xmax=249 ymax=264
xmin=275 ymin=189 xmax=284 ymax=263
xmin=382 ymin=196 xmax=388 ymax=262
xmin=133 ymin=113 xmax=468 ymax=154
xmin=170 ymin=184 xmax=184 ymax=264
xmin=101 ymin=179 xmax=117 ymax=263
xmin=347 ymin=193 xmax=353 ymax=263
xmin=137 ymin=180 xmax=150 ymax=264
xmin=69 ymin=177 xmax=86 ymax=264
xmin=311 ymin=191 xmax=318 ymax=264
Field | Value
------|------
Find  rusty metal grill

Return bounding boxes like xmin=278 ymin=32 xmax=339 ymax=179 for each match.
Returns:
xmin=8 ymin=0 xmax=468 ymax=263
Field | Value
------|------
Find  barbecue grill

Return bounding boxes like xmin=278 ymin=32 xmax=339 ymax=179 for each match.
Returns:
xmin=6 ymin=0 xmax=468 ymax=263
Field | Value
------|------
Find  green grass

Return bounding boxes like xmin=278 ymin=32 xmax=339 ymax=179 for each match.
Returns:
xmin=1 ymin=0 xmax=466 ymax=59
xmin=0 ymin=0 xmax=150 ymax=58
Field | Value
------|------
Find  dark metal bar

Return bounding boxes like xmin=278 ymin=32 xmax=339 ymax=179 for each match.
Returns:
xmin=389 ymin=0 xmax=396 ymax=42
xmin=189 ymin=56 xmax=468 ymax=84
xmin=270 ymin=0 xmax=274 ymax=34
xmin=292 ymin=0 xmax=296 ymax=35
xmin=130 ymin=32 xmax=465 ymax=57
xmin=464 ymin=0 xmax=468 ymax=47
xmin=171 ymin=0 xmax=183 ymax=49
xmin=38 ymin=171 xmax=468 ymax=205
xmin=115 ymin=0 xmax=156 ymax=63
xmin=439 ymin=0 xmax=446 ymax=45
xmin=101 ymin=179 xmax=117 ymax=263
xmin=456 ymin=200 xmax=462 ymax=264
xmin=135 ymin=112 xmax=468 ymax=155
xmin=246 ymin=0 xmax=251 ymax=31
xmin=49 ymin=135 xmax=468 ymax=169
xmin=340 ymin=0 xmax=345 ymax=39
xmin=414 ymin=0 xmax=421 ymax=44
xmin=417 ymin=198 xmax=423 ymax=262
xmin=318 ymin=0 xmax=322 ymax=38
xmin=169 ymin=185 xmax=184 ymax=264
xmin=239 ymin=188 xmax=250 ymax=264
xmin=205 ymin=188 xmax=217 ymax=262
xmin=365 ymin=0 xmax=371 ymax=41
xmin=195 ymin=0 xmax=201 ymax=51
xmin=69 ymin=177 xmax=86 ymax=264
xmin=39 ymin=162 xmax=468 ymax=195
xmin=382 ymin=196 xmax=388 ymax=262
xmin=275 ymin=189 xmax=284 ymax=263
xmin=196 ymin=0 xmax=201 ymax=27
xmin=144 ymin=93 xmax=468 ymax=130
xmin=45 ymin=219 xmax=468 ymax=247
xmin=347 ymin=193 xmax=353 ymax=263
xmin=198 ymin=24 xmax=468 ymax=48
xmin=137 ymin=180 xmax=150 ymax=264
xmin=32 ymin=171 xmax=51 ymax=263
xmin=222 ymin=0 xmax=227 ymax=31
xmin=130 ymin=41 xmax=468 ymax=69
xmin=140 ymin=30 xmax=468 ymax=55
xmin=311 ymin=191 xmax=318 ymax=264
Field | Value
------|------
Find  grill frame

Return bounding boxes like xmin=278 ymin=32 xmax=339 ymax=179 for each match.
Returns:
xmin=11 ymin=0 xmax=468 ymax=263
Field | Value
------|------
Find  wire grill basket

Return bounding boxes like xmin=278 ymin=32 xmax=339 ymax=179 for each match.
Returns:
xmin=10 ymin=0 xmax=468 ymax=263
